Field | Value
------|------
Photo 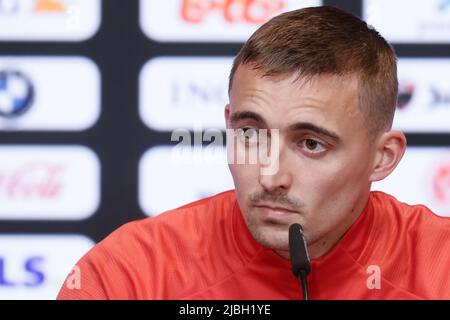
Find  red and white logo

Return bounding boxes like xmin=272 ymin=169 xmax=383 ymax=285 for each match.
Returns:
xmin=0 ymin=145 xmax=100 ymax=220
xmin=433 ymin=161 xmax=450 ymax=206
xmin=0 ymin=162 xmax=65 ymax=200
xmin=372 ymin=147 xmax=450 ymax=217
xmin=140 ymin=0 xmax=322 ymax=42
xmin=180 ymin=0 xmax=285 ymax=24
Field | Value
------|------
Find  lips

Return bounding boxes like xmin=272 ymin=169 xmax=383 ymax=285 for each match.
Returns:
xmin=254 ymin=204 xmax=298 ymax=222
xmin=255 ymin=204 xmax=298 ymax=213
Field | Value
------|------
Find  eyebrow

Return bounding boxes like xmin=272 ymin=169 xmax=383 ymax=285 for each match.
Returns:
xmin=230 ymin=110 xmax=341 ymax=143
xmin=287 ymin=122 xmax=341 ymax=143
xmin=229 ymin=111 xmax=265 ymax=126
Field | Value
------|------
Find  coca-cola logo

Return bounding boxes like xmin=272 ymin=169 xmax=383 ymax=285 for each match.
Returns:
xmin=433 ymin=161 xmax=450 ymax=205
xmin=0 ymin=162 xmax=65 ymax=199
xmin=180 ymin=0 xmax=285 ymax=24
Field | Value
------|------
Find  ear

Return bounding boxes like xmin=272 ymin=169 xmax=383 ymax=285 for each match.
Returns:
xmin=224 ymin=104 xmax=231 ymax=129
xmin=369 ymin=131 xmax=407 ymax=182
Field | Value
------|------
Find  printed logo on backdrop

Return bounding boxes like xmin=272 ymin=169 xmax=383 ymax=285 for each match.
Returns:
xmin=396 ymin=79 xmax=415 ymax=110
xmin=0 ymin=70 xmax=34 ymax=118
xmin=142 ymin=57 xmax=450 ymax=133
xmin=436 ymin=0 xmax=450 ymax=14
xmin=0 ymin=57 xmax=100 ymax=131
xmin=392 ymin=59 xmax=450 ymax=132
xmin=364 ymin=0 xmax=450 ymax=43
xmin=0 ymin=146 xmax=100 ymax=220
xmin=0 ymin=256 xmax=45 ymax=288
xmin=0 ymin=0 xmax=101 ymax=41
xmin=0 ymin=235 xmax=93 ymax=300
xmin=139 ymin=57 xmax=232 ymax=131
xmin=372 ymin=147 xmax=450 ymax=217
xmin=0 ymin=162 xmax=65 ymax=199
xmin=433 ymin=160 xmax=450 ymax=207
xmin=140 ymin=0 xmax=322 ymax=42
xmin=430 ymin=85 xmax=450 ymax=108
xmin=439 ymin=0 xmax=450 ymax=11
xmin=180 ymin=0 xmax=285 ymax=24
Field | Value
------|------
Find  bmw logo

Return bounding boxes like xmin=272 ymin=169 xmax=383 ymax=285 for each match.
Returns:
xmin=0 ymin=70 xmax=34 ymax=118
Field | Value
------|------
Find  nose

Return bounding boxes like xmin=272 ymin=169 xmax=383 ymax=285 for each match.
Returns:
xmin=258 ymin=170 xmax=293 ymax=193
xmin=258 ymin=153 xmax=293 ymax=193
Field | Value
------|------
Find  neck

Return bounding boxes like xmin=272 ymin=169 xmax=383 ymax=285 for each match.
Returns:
xmin=276 ymin=193 xmax=370 ymax=260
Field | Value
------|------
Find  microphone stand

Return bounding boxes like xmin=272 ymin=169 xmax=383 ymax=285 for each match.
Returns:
xmin=289 ymin=223 xmax=311 ymax=300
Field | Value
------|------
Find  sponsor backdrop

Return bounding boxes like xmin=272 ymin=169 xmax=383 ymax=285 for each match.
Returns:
xmin=0 ymin=0 xmax=449 ymax=299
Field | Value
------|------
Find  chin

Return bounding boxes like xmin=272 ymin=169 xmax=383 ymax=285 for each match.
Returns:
xmin=248 ymin=223 xmax=290 ymax=251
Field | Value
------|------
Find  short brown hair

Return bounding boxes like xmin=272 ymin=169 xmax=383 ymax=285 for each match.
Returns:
xmin=229 ymin=6 xmax=398 ymax=138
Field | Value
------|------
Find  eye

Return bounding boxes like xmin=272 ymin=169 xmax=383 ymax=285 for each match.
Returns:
xmin=300 ymin=139 xmax=326 ymax=154
xmin=236 ymin=127 xmax=259 ymax=144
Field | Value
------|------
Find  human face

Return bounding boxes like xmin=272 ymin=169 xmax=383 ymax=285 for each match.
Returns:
xmin=226 ymin=64 xmax=378 ymax=259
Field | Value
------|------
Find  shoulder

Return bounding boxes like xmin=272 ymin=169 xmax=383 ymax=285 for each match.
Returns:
xmin=370 ymin=190 xmax=450 ymax=233
xmin=99 ymin=189 xmax=238 ymax=265
xmin=57 ymin=189 xmax=238 ymax=299
xmin=128 ymin=189 xmax=238 ymax=249
xmin=369 ymin=191 xmax=450 ymax=299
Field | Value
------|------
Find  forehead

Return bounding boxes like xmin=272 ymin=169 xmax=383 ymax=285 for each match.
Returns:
xmin=229 ymin=64 xmax=363 ymax=136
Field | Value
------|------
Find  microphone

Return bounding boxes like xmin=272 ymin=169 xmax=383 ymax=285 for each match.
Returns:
xmin=289 ymin=223 xmax=311 ymax=300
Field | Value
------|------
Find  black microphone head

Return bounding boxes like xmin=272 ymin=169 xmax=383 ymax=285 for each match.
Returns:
xmin=289 ymin=223 xmax=311 ymax=276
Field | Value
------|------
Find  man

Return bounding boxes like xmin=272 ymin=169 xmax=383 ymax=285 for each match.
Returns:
xmin=58 ymin=6 xmax=450 ymax=300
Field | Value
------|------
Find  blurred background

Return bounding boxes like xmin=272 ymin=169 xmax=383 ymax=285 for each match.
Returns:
xmin=0 ymin=0 xmax=449 ymax=299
